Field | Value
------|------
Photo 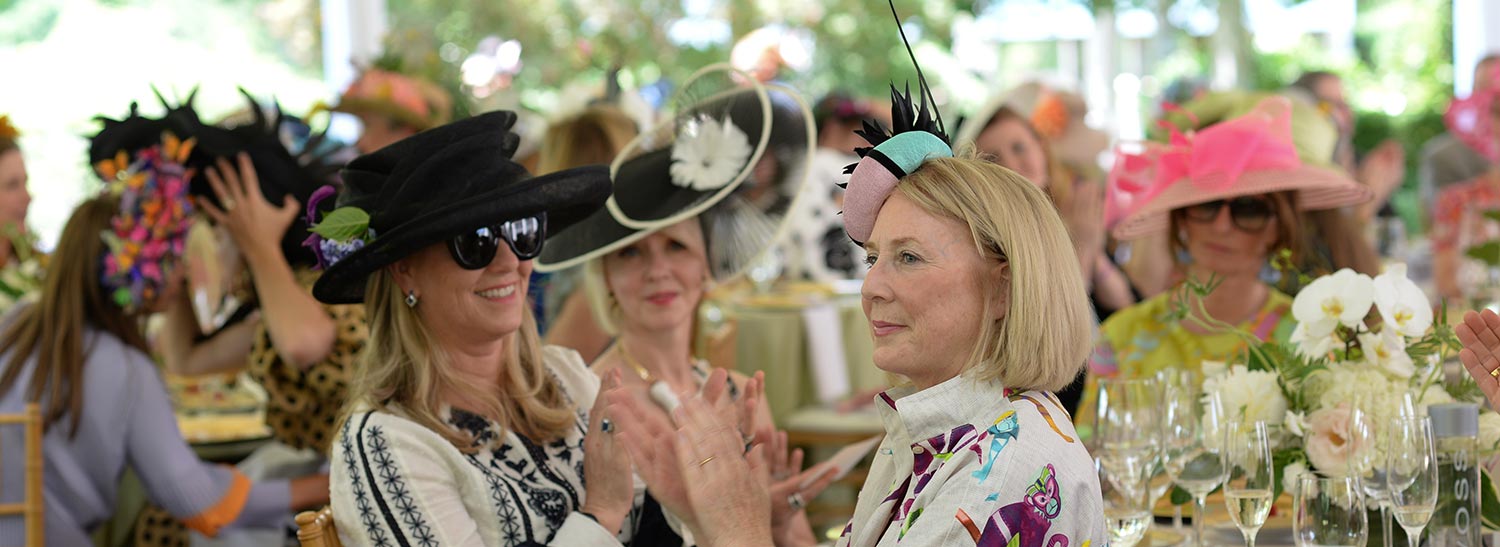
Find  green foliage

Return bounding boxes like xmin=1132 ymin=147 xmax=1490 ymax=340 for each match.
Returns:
xmin=309 ymin=207 xmax=371 ymax=241
xmin=1483 ymin=471 xmax=1500 ymax=531
xmin=0 ymin=0 xmax=59 ymax=45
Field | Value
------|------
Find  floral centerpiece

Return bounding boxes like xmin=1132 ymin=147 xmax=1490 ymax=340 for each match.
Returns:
xmin=1168 ymin=261 xmax=1500 ymax=532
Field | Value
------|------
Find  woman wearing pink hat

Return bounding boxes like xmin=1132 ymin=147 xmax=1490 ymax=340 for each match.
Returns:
xmin=1083 ymin=96 xmax=1372 ymax=410
xmin=1432 ymin=67 xmax=1500 ymax=301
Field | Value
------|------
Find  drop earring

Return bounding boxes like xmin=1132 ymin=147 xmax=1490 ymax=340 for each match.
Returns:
xmin=405 ymin=290 xmax=419 ymax=308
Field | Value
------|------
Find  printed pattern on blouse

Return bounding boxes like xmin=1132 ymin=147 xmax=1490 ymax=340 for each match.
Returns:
xmin=837 ymin=385 xmax=1104 ymax=547
xmin=446 ymin=406 xmax=590 ymax=547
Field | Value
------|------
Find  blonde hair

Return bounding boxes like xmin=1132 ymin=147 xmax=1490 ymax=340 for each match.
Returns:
xmin=536 ymin=106 xmax=639 ymax=175
xmin=894 ymin=153 xmax=1094 ymax=391
xmin=580 ymin=258 xmax=619 ymax=335
xmin=342 ymin=269 xmax=575 ymax=450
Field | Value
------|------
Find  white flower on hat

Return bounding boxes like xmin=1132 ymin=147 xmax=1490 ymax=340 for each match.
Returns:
xmin=1292 ymin=268 xmax=1375 ymax=338
xmin=1372 ymin=263 xmax=1433 ymax=338
xmin=670 ymin=114 xmax=752 ymax=191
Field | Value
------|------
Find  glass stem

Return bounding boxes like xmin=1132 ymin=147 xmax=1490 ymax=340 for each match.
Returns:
xmin=1194 ymin=495 xmax=1207 ymax=547
xmin=1244 ymin=527 xmax=1259 ymax=547
xmin=1382 ymin=506 xmax=1394 ymax=547
xmin=1405 ymin=527 xmax=1423 ymax=547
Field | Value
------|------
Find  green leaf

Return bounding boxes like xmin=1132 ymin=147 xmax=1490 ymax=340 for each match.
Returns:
xmin=1485 ymin=210 xmax=1500 ymax=224
xmin=1466 ymin=241 xmax=1500 ymax=267
xmin=309 ymin=207 xmax=371 ymax=242
xmin=1170 ymin=485 xmax=1193 ymax=506
xmin=1482 ymin=469 xmax=1500 ymax=531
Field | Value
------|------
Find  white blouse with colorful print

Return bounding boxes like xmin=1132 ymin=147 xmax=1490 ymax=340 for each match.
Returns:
xmin=836 ymin=374 xmax=1106 ymax=547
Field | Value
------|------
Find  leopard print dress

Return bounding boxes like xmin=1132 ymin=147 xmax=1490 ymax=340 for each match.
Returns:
xmin=247 ymin=268 xmax=368 ymax=454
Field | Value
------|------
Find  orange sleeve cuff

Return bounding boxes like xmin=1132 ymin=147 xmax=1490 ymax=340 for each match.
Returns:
xmin=181 ymin=466 xmax=252 ymax=537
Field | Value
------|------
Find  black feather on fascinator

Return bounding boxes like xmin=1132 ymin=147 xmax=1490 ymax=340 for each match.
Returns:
xmin=839 ymin=0 xmax=956 ymax=244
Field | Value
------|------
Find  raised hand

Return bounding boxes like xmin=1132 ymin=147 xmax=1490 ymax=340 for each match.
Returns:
xmin=198 ymin=153 xmax=300 ymax=261
xmin=580 ymin=370 xmax=634 ymax=534
xmin=1457 ymin=309 xmax=1500 ymax=407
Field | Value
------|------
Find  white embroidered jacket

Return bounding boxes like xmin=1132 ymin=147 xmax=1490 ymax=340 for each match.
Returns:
xmin=836 ymin=375 xmax=1107 ymax=547
xmin=330 ymin=346 xmax=621 ymax=547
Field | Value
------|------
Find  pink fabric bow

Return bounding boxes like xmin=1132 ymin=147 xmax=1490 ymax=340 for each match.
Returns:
xmin=1106 ymin=98 xmax=1303 ymax=227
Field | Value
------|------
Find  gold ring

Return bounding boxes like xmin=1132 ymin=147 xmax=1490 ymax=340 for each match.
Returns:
xmin=697 ymin=456 xmax=716 ymax=467
xmin=1489 ymin=366 xmax=1500 ymax=379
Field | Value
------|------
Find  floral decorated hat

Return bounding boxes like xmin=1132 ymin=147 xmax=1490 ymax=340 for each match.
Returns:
xmin=1444 ymin=65 xmax=1500 ymax=162
xmin=92 ymin=133 xmax=197 ymax=313
xmin=535 ymin=64 xmax=815 ymax=281
xmin=329 ymin=68 xmax=453 ymax=131
xmin=1107 ymin=96 xmax=1371 ymax=240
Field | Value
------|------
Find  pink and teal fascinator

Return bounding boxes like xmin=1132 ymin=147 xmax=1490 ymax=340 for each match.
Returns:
xmin=94 ymin=133 xmax=197 ymax=312
xmin=838 ymin=2 xmax=954 ymax=245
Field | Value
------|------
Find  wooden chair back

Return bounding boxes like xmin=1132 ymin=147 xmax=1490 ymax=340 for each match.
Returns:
xmin=0 ymin=403 xmax=43 ymax=547
xmin=295 ymin=506 xmax=342 ymax=547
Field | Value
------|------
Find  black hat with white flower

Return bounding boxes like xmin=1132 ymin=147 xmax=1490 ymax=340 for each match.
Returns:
xmin=536 ymin=64 xmax=814 ymax=281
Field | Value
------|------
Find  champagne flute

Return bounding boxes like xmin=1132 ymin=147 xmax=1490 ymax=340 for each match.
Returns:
xmin=1294 ymin=475 xmax=1369 ymax=547
xmin=1097 ymin=376 xmax=1163 ymax=497
xmin=1101 ymin=458 xmax=1153 ymax=547
xmin=1387 ymin=416 xmax=1438 ymax=547
xmin=1223 ymin=421 xmax=1275 ymax=547
xmin=1164 ymin=385 xmax=1226 ymax=547
xmin=1349 ymin=402 xmax=1390 ymax=547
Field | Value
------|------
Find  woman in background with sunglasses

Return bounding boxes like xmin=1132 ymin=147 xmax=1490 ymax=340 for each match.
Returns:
xmin=311 ymin=112 xmax=640 ymax=545
xmin=1081 ymin=97 xmax=1371 ymax=428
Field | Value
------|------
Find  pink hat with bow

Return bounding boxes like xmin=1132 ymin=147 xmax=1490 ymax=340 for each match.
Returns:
xmin=1444 ymin=64 xmax=1500 ymax=162
xmin=1107 ymin=96 xmax=1370 ymax=240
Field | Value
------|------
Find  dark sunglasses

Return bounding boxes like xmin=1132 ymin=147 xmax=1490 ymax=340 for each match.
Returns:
xmin=447 ymin=213 xmax=547 ymax=269
xmin=1180 ymin=197 xmax=1275 ymax=232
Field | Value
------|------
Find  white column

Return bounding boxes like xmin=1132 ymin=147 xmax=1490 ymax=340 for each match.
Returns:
xmin=1454 ymin=0 xmax=1500 ymax=95
xmin=320 ymin=0 xmax=388 ymax=139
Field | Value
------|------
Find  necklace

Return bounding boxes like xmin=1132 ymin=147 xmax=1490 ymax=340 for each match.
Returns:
xmin=617 ymin=342 xmax=657 ymax=383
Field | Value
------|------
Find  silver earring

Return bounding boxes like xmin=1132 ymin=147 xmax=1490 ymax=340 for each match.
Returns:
xmin=405 ymin=290 xmax=419 ymax=308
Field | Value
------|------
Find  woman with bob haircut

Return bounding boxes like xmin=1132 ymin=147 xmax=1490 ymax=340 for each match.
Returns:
xmin=311 ymin=112 xmax=640 ymax=545
xmin=606 ymin=82 xmax=1107 ymax=547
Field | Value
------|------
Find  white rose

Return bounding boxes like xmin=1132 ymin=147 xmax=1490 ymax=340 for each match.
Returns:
xmin=1479 ymin=412 xmax=1500 ymax=452
xmin=1282 ymin=461 xmax=1310 ymax=495
xmin=1204 ymin=365 xmax=1288 ymax=426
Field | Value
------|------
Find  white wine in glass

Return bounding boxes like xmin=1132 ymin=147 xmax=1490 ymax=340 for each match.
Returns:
xmin=1100 ymin=459 xmax=1152 ymax=547
xmin=1387 ymin=417 xmax=1438 ymax=547
xmin=1223 ymin=421 xmax=1275 ymax=547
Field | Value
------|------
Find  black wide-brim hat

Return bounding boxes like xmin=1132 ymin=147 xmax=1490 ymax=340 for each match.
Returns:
xmin=536 ymin=64 xmax=815 ymax=281
xmin=312 ymin=111 xmax=611 ymax=304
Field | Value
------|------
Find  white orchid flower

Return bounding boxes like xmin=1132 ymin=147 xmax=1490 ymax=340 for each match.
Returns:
xmin=1372 ymin=263 xmax=1433 ymax=338
xmin=1292 ymin=268 xmax=1375 ymax=336
xmin=1284 ymin=410 xmax=1310 ymax=438
xmin=1359 ymin=330 xmax=1415 ymax=379
xmin=1290 ymin=321 xmax=1340 ymax=360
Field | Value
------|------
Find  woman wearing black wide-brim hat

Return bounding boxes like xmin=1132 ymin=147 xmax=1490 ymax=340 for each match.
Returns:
xmin=312 ymin=111 xmax=637 ymax=545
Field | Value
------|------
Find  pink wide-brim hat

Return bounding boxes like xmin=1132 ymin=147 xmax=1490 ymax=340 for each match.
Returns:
xmin=1444 ymin=67 xmax=1500 ymax=162
xmin=1109 ymin=96 xmax=1371 ymax=240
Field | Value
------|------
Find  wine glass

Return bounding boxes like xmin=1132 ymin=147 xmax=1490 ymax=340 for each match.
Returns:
xmin=1096 ymin=376 xmax=1163 ymax=498
xmin=1164 ymin=385 xmax=1226 ymax=547
xmin=1294 ymin=475 xmax=1369 ymax=547
xmin=1387 ymin=416 xmax=1438 ymax=547
xmin=1223 ymin=421 xmax=1275 ymax=547
xmin=1349 ymin=396 xmax=1417 ymax=547
xmin=1100 ymin=458 xmax=1153 ymax=547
